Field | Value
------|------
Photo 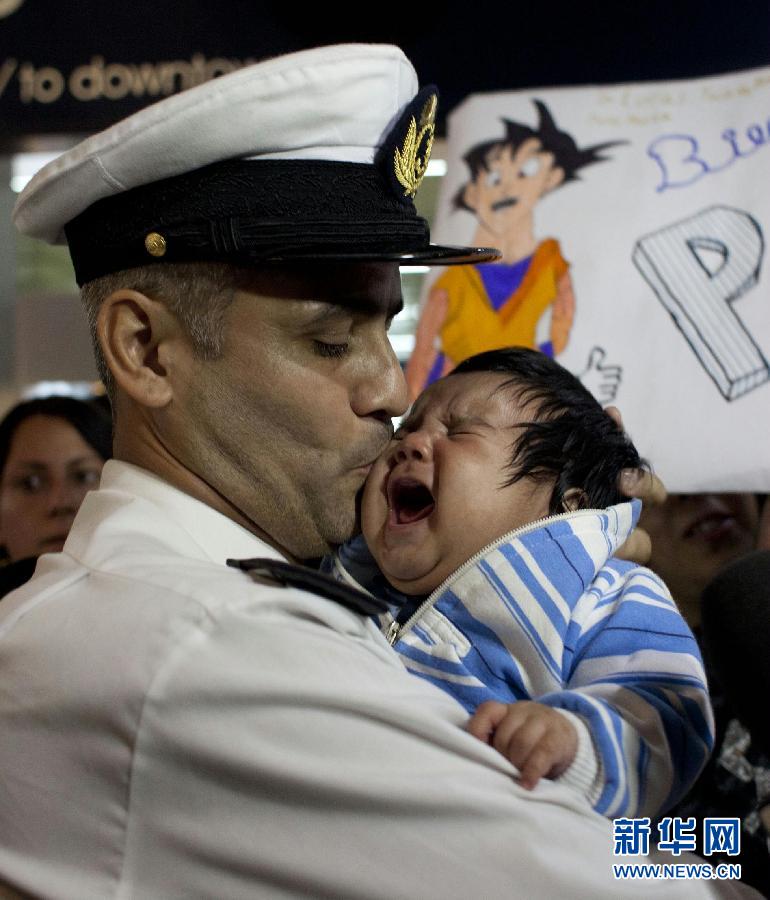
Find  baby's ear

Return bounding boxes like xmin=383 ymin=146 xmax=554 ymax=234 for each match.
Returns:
xmin=561 ymin=488 xmax=587 ymax=512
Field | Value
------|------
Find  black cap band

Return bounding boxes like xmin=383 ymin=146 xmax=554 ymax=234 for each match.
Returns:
xmin=61 ymin=83 xmax=501 ymax=283
xmin=64 ymin=158 xmax=434 ymax=285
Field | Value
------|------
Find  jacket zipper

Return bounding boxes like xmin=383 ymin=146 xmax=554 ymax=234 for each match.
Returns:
xmin=385 ymin=507 xmax=607 ymax=646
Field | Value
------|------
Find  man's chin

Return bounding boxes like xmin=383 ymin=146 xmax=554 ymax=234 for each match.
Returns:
xmin=320 ymin=511 xmax=360 ymax=553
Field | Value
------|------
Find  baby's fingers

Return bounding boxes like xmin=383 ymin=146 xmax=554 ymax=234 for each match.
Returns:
xmin=467 ymin=700 xmax=510 ymax=743
xmin=493 ymin=713 xmax=547 ymax=772
xmin=518 ymin=745 xmax=557 ymax=790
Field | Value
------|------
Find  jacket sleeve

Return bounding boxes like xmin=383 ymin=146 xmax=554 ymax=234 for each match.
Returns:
xmin=537 ymin=561 xmax=714 ymax=819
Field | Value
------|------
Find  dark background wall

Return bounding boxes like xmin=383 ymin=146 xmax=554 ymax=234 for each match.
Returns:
xmin=1 ymin=0 xmax=769 ymax=144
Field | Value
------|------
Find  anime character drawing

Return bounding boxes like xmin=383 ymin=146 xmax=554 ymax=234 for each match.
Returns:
xmin=406 ymin=99 xmax=624 ymax=400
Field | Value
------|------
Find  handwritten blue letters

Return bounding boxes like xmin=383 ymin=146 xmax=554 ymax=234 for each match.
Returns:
xmin=648 ymin=117 xmax=769 ymax=192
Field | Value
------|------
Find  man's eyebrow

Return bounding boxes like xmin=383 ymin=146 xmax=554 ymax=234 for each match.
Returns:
xmin=341 ymin=293 xmax=404 ymax=319
xmin=301 ymin=303 xmax=352 ymax=326
xmin=302 ymin=295 xmax=403 ymax=324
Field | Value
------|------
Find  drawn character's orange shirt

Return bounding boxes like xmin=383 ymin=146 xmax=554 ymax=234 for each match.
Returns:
xmin=436 ymin=239 xmax=569 ymax=365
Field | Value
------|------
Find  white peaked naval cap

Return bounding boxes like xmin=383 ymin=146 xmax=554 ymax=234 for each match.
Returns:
xmin=13 ymin=43 xmax=499 ymax=285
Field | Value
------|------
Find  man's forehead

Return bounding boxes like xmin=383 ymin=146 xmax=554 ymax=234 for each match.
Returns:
xmin=238 ymin=262 xmax=403 ymax=317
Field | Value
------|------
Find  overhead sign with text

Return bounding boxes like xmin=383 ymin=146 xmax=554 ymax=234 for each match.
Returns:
xmin=410 ymin=66 xmax=770 ymax=491
xmin=0 ymin=0 xmax=282 ymax=137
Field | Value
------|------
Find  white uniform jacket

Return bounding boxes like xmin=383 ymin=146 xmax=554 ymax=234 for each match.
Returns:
xmin=0 ymin=462 xmax=753 ymax=899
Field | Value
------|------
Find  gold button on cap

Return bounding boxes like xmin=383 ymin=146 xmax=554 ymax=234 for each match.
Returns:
xmin=144 ymin=232 xmax=167 ymax=257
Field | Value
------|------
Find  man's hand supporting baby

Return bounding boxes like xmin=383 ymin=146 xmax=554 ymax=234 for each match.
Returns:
xmin=467 ymin=700 xmax=578 ymax=789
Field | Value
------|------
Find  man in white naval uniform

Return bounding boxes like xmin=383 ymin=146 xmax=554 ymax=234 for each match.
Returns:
xmin=0 ymin=44 xmax=755 ymax=899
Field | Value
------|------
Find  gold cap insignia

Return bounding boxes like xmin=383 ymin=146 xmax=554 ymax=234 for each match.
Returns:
xmin=394 ymin=92 xmax=437 ymax=199
xmin=144 ymin=231 xmax=167 ymax=257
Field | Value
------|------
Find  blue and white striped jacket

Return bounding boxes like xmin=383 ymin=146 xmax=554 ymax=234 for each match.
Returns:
xmin=328 ymin=501 xmax=714 ymax=819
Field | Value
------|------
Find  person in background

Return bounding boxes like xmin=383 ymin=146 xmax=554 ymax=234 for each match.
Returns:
xmin=640 ymin=494 xmax=761 ymax=630
xmin=641 ymin=494 xmax=770 ymax=895
xmin=0 ymin=395 xmax=111 ymax=595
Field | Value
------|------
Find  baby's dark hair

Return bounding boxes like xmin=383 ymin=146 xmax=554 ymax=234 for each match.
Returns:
xmin=451 ymin=347 xmax=645 ymax=514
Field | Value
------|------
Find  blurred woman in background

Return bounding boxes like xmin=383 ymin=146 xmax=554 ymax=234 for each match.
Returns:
xmin=0 ymin=395 xmax=111 ymax=594
xmin=640 ymin=493 xmax=761 ymax=628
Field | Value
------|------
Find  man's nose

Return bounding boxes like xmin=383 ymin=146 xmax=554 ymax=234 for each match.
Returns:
xmin=351 ymin=338 xmax=409 ymax=423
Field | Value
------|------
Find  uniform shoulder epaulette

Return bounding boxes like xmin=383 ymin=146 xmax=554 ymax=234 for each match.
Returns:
xmin=226 ymin=557 xmax=389 ymax=617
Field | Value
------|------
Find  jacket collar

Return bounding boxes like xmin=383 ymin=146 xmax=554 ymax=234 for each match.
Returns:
xmin=335 ymin=501 xmax=641 ymax=611
xmin=64 ymin=459 xmax=285 ymax=568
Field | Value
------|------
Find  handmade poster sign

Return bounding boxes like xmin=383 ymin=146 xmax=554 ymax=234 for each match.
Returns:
xmin=407 ymin=67 xmax=770 ymax=491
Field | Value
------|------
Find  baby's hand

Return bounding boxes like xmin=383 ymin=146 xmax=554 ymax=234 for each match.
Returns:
xmin=467 ymin=700 xmax=578 ymax=790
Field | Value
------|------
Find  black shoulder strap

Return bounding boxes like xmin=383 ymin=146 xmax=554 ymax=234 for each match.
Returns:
xmin=226 ymin=557 xmax=389 ymax=616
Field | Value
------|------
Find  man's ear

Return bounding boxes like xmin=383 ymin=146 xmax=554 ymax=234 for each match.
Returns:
xmin=545 ymin=165 xmax=565 ymax=193
xmin=97 ymin=289 xmax=182 ymax=409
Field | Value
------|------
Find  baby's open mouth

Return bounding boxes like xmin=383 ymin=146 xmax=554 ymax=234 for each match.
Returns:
xmin=388 ymin=476 xmax=436 ymax=525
